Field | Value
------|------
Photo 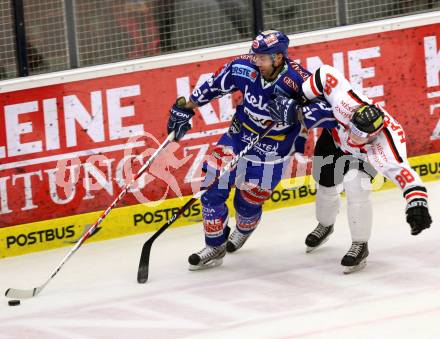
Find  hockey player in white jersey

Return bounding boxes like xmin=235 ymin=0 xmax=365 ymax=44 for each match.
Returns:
xmin=267 ymin=64 xmax=432 ymax=273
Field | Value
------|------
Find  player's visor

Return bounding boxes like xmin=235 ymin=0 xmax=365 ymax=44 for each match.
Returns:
xmin=347 ymin=122 xmax=370 ymax=145
xmin=348 ymin=122 xmax=369 ymax=139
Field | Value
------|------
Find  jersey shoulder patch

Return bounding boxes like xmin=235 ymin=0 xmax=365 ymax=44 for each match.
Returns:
xmin=281 ymin=72 xmax=300 ymax=92
xmin=288 ymin=61 xmax=311 ymax=82
xmin=233 ymin=54 xmax=257 ymax=63
xmin=230 ymin=58 xmax=259 ymax=83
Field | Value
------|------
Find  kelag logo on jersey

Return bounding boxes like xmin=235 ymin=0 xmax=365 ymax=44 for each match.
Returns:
xmin=232 ymin=65 xmax=257 ymax=83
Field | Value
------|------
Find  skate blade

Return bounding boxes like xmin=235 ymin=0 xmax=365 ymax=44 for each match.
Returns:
xmin=343 ymin=259 xmax=367 ymax=274
xmin=305 ymin=236 xmax=331 ymax=253
xmin=188 ymin=258 xmax=223 ymax=271
xmin=306 ymin=246 xmax=317 ymax=253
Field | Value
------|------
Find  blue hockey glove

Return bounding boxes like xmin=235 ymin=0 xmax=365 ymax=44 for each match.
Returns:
xmin=267 ymin=96 xmax=300 ymax=125
xmin=167 ymin=97 xmax=195 ymax=141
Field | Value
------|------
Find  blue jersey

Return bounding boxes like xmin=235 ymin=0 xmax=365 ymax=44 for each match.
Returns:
xmin=192 ymin=55 xmax=338 ymax=249
xmin=190 ymin=55 xmax=336 ymax=157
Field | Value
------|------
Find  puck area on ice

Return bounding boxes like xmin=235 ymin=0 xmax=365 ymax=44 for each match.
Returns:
xmin=8 ymin=300 xmax=21 ymax=306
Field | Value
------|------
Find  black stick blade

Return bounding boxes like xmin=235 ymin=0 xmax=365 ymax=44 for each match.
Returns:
xmin=137 ymin=240 xmax=153 ymax=283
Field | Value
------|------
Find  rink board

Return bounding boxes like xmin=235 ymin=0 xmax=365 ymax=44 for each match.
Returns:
xmin=0 ymin=16 xmax=439 ymax=229
xmin=0 ymin=152 xmax=438 ymax=259
xmin=1 ymin=12 xmax=440 ymax=258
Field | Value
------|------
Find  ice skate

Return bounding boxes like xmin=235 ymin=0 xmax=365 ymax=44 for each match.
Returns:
xmin=341 ymin=241 xmax=369 ymax=274
xmin=305 ymin=223 xmax=334 ymax=253
xmin=188 ymin=243 xmax=227 ymax=271
xmin=226 ymin=229 xmax=252 ymax=253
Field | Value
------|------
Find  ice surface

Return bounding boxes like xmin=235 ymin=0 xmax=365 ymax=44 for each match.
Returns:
xmin=1 ymin=181 xmax=439 ymax=339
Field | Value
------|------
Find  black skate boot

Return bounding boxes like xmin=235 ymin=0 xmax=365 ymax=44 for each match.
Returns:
xmin=188 ymin=243 xmax=227 ymax=271
xmin=226 ymin=229 xmax=252 ymax=253
xmin=305 ymin=223 xmax=334 ymax=253
xmin=341 ymin=241 xmax=369 ymax=274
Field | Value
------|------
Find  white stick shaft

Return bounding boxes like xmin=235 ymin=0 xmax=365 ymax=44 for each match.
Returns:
xmin=5 ymin=132 xmax=175 ymax=299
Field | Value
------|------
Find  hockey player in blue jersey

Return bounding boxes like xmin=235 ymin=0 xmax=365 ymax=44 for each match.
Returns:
xmin=166 ymin=30 xmax=336 ymax=270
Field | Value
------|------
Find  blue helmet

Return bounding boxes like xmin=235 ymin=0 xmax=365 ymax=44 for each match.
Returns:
xmin=251 ymin=30 xmax=290 ymax=58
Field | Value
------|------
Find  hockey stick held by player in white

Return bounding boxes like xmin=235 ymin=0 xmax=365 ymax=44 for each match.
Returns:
xmin=5 ymin=131 xmax=176 ymax=300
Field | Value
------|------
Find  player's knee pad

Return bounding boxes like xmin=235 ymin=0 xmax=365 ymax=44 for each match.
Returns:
xmin=238 ymin=182 xmax=272 ymax=206
xmin=233 ymin=182 xmax=271 ymax=233
xmin=316 ymin=184 xmax=342 ymax=227
xmin=316 ymin=184 xmax=341 ymax=206
xmin=202 ymin=202 xmax=229 ymax=247
xmin=201 ymin=184 xmax=230 ymax=207
xmin=343 ymin=169 xmax=371 ymax=203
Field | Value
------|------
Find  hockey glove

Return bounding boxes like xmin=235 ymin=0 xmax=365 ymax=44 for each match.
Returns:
xmin=167 ymin=97 xmax=195 ymax=141
xmin=406 ymin=198 xmax=432 ymax=235
xmin=267 ymin=96 xmax=300 ymax=125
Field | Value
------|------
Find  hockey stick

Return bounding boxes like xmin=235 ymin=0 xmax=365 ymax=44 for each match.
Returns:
xmin=64 ymin=224 xmax=102 ymax=244
xmin=137 ymin=122 xmax=276 ymax=283
xmin=5 ymin=132 xmax=175 ymax=299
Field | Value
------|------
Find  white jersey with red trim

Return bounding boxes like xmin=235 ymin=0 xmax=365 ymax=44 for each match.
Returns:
xmin=303 ymin=65 xmax=373 ymax=126
xmin=302 ymin=65 xmax=428 ymax=204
